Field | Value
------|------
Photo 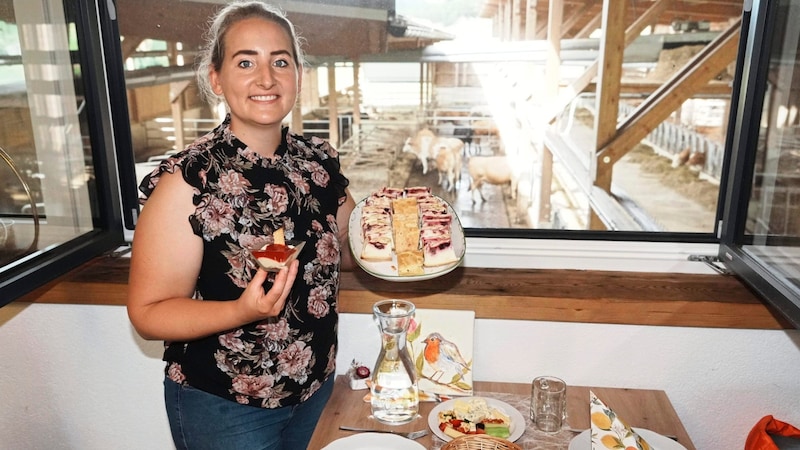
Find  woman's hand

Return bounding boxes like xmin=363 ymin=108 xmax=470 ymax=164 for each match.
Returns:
xmin=237 ymin=259 xmax=299 ymax=322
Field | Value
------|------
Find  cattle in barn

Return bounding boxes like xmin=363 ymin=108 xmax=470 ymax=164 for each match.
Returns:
xmin=467 ymin=155 xmax=518 ymax=203
xmin=469 ymin=119 xmax=499 ymax=154
xmin=453 ymin=125 xmax=477 ymax=155
xmin=687 ymin=150 xmax=706 ymax=172
xmin=672 ymin=147 xmax=691 ymax=168
xmin=402 ymin=128 xmax=461 ymax=174
xmin=402 ymin=128 xmax=437 ymax=174
xmin=432 ymin=138 xmax=464 ymax=192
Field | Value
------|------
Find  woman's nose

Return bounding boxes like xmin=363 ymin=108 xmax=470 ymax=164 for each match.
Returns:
xmin=256 ymin=66 xmax=275 ymax=87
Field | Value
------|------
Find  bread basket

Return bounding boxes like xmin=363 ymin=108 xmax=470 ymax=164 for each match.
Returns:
xmin=441 ymin=435 xmax=523 ymax=450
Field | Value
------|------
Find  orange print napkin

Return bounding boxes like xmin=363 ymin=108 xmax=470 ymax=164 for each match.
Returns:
xmin=590 ymin=390 xmax=653 ymax=450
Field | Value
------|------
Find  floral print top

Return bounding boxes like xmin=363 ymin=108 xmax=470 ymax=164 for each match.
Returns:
xmin=138 ymin=116 xmax=349 ymax=408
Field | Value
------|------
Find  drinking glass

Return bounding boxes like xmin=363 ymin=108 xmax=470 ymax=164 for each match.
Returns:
xmin=531 ymin=376 xmax=566 ymax=433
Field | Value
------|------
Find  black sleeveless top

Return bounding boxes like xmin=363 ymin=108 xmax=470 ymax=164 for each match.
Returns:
xmin=139 ymin=116 xmax=349 ymax=408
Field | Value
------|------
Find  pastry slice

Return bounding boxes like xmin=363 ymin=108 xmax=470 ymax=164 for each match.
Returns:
xmin=397 ymin=250 xmax=424 ymax=276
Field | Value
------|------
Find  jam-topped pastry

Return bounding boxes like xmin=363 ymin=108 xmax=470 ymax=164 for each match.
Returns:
xmin=251 ymin=228 xmax=305 ymax=271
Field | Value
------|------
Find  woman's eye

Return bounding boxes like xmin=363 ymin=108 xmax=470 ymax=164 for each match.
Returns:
xmin=274 ymin=59 xmax=289 ymax=68
xmin=237 ymin=60 xmax=254 ymax=69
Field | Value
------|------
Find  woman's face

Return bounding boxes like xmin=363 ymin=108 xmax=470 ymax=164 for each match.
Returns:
xmin=210 ymin=17 xmax=301 ymax=135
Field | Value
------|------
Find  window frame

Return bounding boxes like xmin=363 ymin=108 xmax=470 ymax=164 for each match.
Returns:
xmin=0 ymin=0 xmax=129 ymax=305
xmin=718 ymin=0 xmax=800 ymax=329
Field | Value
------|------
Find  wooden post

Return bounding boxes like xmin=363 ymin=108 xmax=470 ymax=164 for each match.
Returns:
xmin=538 ymin=0 xmax=563 ymax=226
xmin=327 ymin=62 xmax=339 ymax=147
xmin=352 ymin=58 xmax=362 ymax=152
xmin=524 ymin=0 xmax=537 ymax=40
xmin=591 ymin=0 xmax=626 ymax=229
xmin=167 ymin=42 xmax=185 ymax=151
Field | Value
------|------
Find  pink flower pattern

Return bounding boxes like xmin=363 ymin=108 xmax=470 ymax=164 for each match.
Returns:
xmin=140 ymin=117 xmax=348 ymax=408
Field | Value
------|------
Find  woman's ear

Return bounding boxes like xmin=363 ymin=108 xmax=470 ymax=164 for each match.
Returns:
xmin=296 ymin=66 xmax=303 ymax=94
xmin=209 ymin=68 xmax=223 ymax=96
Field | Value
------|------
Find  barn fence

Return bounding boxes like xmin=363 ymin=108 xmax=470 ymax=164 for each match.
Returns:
xmin=575 ymin=97 xmax=726 ymax=183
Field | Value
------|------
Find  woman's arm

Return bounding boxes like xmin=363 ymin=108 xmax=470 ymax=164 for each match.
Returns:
xmin=127 ymin=170 xmax=297 ymax=341
xmin=337 ymin=187 xmax=356 ymax=271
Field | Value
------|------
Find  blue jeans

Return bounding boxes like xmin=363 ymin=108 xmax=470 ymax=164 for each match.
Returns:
xmin=164 ymin=376 xmax=334 ymax=450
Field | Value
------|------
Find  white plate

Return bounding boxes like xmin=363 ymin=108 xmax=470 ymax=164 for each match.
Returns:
xmin=348 ymin=195 xmax=465 ymax=282
xmin=568 ymin=427 xmax=687 ymax=450
xmin=428 ymin=397 xmax=525 ymax=442
xmin=322 ymin=432 xmax=425 ymax=449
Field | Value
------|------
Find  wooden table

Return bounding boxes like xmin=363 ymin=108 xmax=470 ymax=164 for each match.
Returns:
xmin=308 ymin=375 xmax=695 ymax=449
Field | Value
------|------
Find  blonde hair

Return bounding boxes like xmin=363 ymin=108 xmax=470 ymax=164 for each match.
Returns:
xmin=195 ymin=1 xmax=305 ymax=106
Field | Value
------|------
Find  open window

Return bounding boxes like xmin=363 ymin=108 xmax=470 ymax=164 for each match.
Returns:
xmin=719 ymin=0 xmax=800 ymax=328
xmin=0 ymin=0 xmax=133 ymax=303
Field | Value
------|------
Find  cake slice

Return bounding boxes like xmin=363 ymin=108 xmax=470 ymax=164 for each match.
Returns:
xmin=397 ymin=249 xmax=425 ymax=276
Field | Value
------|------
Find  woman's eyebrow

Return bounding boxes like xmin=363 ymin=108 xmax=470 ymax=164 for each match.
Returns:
xmin=230 ymin=49 xmax=292 ymax=58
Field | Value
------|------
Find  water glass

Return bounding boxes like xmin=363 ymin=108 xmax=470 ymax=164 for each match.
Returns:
xmin=531 ymin=376 xmax=566 ymax=433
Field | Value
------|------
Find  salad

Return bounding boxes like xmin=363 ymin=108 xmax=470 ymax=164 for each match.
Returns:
xmin=437 ymin=397 xmax=512 ymax=439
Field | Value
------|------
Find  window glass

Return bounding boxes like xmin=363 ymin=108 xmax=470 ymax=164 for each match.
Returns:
xmin=0 ymin=0 xmax=97 ymax=269
xmin=116 ymin=0 xmax=742 ymax=237
xmin=740 ymin=0 xmax=800 ymax=296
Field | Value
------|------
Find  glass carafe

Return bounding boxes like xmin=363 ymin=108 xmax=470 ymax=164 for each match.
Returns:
xmin=370 ymin=299 xmax=419 ymax=424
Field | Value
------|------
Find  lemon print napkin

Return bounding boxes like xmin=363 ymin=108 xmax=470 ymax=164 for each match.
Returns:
xmin=590 ymin=390 xmax=652 ymax=450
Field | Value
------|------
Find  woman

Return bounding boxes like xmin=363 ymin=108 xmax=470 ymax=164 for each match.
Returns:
xmin=127 ymin=2 xmax=355 ymax=448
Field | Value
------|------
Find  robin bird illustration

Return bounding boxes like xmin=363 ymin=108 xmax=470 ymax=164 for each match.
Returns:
xmin=422 ymin=332 xmax=470 ymax=382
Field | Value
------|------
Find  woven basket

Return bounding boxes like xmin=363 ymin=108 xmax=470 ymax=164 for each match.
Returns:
xmin=441 ymin=435 xmax=522 ymax=450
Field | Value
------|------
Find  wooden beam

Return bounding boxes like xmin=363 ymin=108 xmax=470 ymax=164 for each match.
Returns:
xmin=595 ymin=18 xmax=741 ymax=178
xmin=584 ymin=81 xmax=732 ymax=97
xmin=524 ymin=0 xmax=538 ymax=40
xmin=560 ymin=2 xmax=592 ymax=38
xmin=327 ymin=62 xmax=339 ymax=147
xmin=572 ymin=11 xmax=600 ymax=38
xmin=120 ymin=36 xmax=143 ymax=61
xmin=21 ymin=257 xmax=791 ymax=330
xmin=548 ymin=0 xmax=673 ymax=123
xmin=590 ymin=0 xmax=626 ymax=228
xmin=594 ymin=0 xmax=625 ymax=151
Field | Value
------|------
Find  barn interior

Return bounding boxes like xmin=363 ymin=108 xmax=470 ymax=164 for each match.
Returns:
xmin=0 ymin=0 xmax=754 ymax=232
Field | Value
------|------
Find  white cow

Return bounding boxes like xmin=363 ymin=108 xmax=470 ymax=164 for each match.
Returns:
xmin=432 ymin=138 xmax=464 ymax=192
xmin=402 ymin=128 xmax=437 ymax=174
xmin=467 ymin=155 xmax=518 ymax=203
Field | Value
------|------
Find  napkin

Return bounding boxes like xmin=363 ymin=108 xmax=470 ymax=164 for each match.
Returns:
xmin=590 ymin=390 xmax=653 ymax=450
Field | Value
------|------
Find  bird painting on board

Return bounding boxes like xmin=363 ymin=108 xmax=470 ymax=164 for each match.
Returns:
xmin=422 ymin=332 xmax=471 ymax=383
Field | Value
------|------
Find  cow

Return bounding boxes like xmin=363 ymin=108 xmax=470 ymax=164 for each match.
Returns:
xmin=467 ymin=155 xmax=518 ymax=203
xmin=470 ymin=119 xmax=499 ymax=153
xmin=402 ymin=128 xmax=437 ymax=174
xmin=453 ymin=125 xmax=477 ymax=155
xmin=432 ymin=138 xmax=464 ymax=192
xmin=403 ymin=129 xmax=464 ymax=192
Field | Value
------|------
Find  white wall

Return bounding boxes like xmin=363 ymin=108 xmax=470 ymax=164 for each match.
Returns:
xmin=1 ymin=302 xmax=799 ymax=450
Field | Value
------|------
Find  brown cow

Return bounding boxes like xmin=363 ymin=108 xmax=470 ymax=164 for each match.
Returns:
xmin=467 ymin=155 xmax=518 ymax=203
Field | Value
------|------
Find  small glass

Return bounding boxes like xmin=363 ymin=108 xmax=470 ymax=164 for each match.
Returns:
xmin=531 ymin=376 xmax=567 ymax=433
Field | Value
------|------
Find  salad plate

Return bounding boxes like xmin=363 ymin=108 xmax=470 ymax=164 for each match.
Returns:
xmin=428 ymin=397 xmax=525 ymax=442
xmin=322 ymin=432 xmax=425 ymax=449
xmin=568 ymin=427 xmax=686 ymax=450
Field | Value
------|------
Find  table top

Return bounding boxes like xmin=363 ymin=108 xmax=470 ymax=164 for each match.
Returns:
xmin=308 ymin=375 xmax=695 ymax=450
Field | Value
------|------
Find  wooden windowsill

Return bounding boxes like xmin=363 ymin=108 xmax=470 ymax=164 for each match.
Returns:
xmin=18 ymin=255 xmax=793 ymax=329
